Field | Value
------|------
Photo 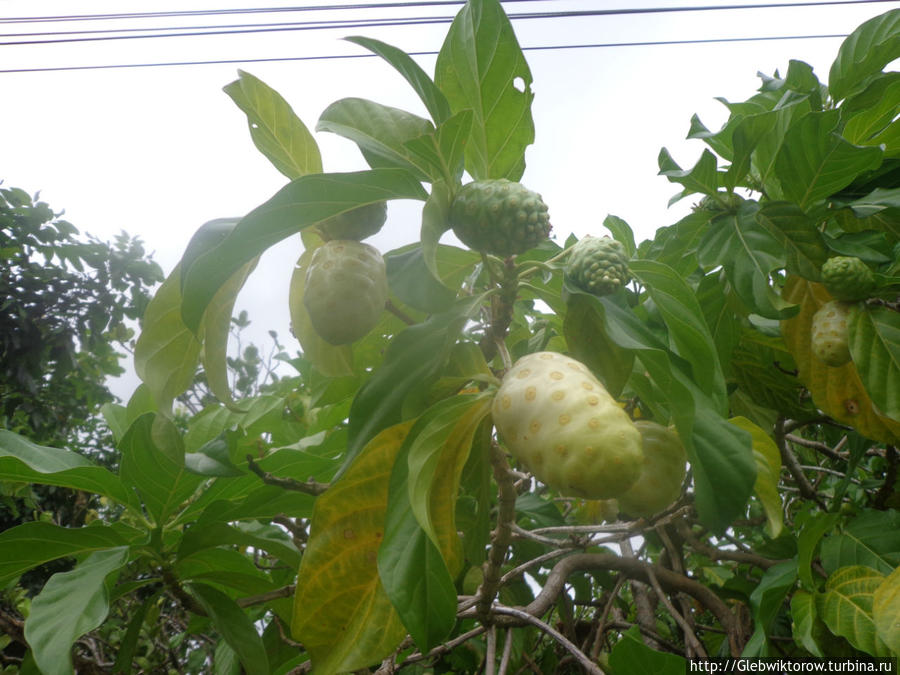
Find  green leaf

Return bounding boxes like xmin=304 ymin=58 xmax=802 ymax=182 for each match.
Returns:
xmin=133 ymin=262 xmax=202 ymax=412
xmin=384 ymin=243 xmax=467 ymax=313
xmin=603 ymin=214 xmax=636 ymax=258
xmin=818 ymin=565 xmax=892 ymax=656
xmin=190 ymin=582 xmax=270 ymax=675
xmin=742 ymin=560 xmax=798 ymax=657
xmin=658 ymin=147 xmax=719 ymax=199
xmin=406 ymin=394 xmax=492 ymax=569
xmin=24 ymin=547 xmax=129 ymax=675
xmin=0 ymin=429 xmax=139 ymax=510
xmin=345 ymin=36 xmax=452 ymax=124
xmin=180 ymin=170 xmax=428 ymax=333
xmin=843 ymin=75 xmax=900 ymax=151
xmin=791 ymin=590 xmax=825 ymax=656
xmin=873 ymin=566 xmax=900 ymax=655
xmin=403 ymin=110 xmax=473 ymax=184
xmin=223 ymin=69 xmax=322 ymax=179
xmin=434 ymin=0 xmax=534 ymax=180
xmin=608 ymin=625 xmax=686 ymax=675
xmin=292 ymin=423 xmax=411 ymax=675
xmin=119 ymin=414 xmax=203 ymax=527
xmin=629 ymin=259 xmax=727 ymax=412
xmin=112 ymin=596 xmax=155 ymax=674
xmin=343 ymin=294 xmax=484 ymax=478
xmin=563 ymin=293 xmax=634 ymax=398
xmin=0 ymin=521 xmax=127 ymax=587
xmin=317 ymin=98 xmax=434 ymax=179
xmin=729 ymin=417 xmax=784 ymax=539
xmin=379 ymin=431 xmax=458 ymax=651
xmin=725 ymin=111 xmax=777 ymax=190
xmin=755 ymin=202 xmax=828 ymax=280
xmin=829 ymin=8 xmax=900 ymax=102
xmin=184 ymin=433 xmax=244 ymax=477
xmin=178 ymin=520 xmax=301 ymax=568
xmin=849 ymin=304 xmax=900 ymax=422
xmin=820 ymin=510 xmax=900 ymax=576
xmin=797 ymin=512 xmax=841 ymax=590
xmin=775 ymin=110 xmax=883 ymax=209
xmin=698 ymin=200 xmax=796 ymax=319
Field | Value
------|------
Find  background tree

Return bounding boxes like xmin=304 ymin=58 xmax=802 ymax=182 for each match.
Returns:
xmin=1 ymin=2 xmax=900 ymax=674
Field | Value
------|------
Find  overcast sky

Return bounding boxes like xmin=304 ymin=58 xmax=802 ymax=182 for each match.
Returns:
xmin=3 ymin=0 xmax=898 ymax=397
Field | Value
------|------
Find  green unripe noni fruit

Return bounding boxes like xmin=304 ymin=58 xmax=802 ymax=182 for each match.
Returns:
xmin=449 ymin=179 xmax=551 ymax=256
xmin=821 ymin=256 xmax=876 ymax=302
xmin=317 ymin=201 xmax=387 ymax=242
xmin=810 ymin=300 xmax=855 ymax=367
xmin=303 ymin=240 xmax=388 ymax=345
xmin=615 ymin=421 xmax=687 ymax=519
xmin=492 ymin=351 xmax=643 ymax=499
xmin=567 ymin=235 xmax=630 ymax=296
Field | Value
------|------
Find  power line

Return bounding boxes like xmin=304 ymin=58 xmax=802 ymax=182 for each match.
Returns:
xmin=0 ymin=32 xmax=849 ymax=74
xmin=1 ymin=0 xmax=895 ymax=47
xmin=1 ymin=0 xmax=894 ymax=26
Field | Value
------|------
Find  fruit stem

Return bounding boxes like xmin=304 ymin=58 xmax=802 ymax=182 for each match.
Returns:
xmin=476 ymin=442 xmax=518 ymax=623
xmin=479 ymin=257 xmax=518 ymax=363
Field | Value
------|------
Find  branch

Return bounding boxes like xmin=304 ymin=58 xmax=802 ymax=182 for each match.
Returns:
xmin=873 ymin=445 xmax=898 ymax=509
xmin=237 ymin=584 xmax=296 ymax=608
xmin=774 ymin=419 xmax=827 ymax=509
xmin=246 ymin=455 xmax=329 ymax=496
xmin=676 ymin=521 xmax=787 ymax=570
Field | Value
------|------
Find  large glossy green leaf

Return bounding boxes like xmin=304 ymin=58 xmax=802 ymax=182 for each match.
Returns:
xmin=403 ymin=111 xmax=473 ymax=184
xmin=658 ymin=147 xmax=719 ymax=200
xmin=0 ymin=521 xmax=128 ymax=587
xmin=434 ymin=0 xmax=533 ymax=180
xmin=591 ymin=294 xmax=756 ymax=532
xmin=829 ymin=8 xmax=900 ymax=102
xmin=629 ymin=259 xmax=727 ymax=411
xmin=292 ymin=423 xmax=411 ymax=675
xmin=873 ymin=566 xmax=900 ymax=655
xmin=742 ymin=560 xmax=798 ymax=657
xmin=608 ymin=625 xmax=685 ymax=675
xmin=843 ymin=75 xmax=900 ymax=152
xmin=563 ymin=293 xmax=634 ymax=398
xmin=119 ymin=414 xmax=203 ymax=526
xmin=775 ymin=110 xmax=883 ymax=209
xmin=176 ymin=548 xmax=278 ymax=597
xmin=345 ymin=36 xmax=452 ymax=124
xmin=180 ymin=170 xmax=427 ymax=332
xmin=725 ymin=111 xmax=777 ymax=190
xmin=384 ymin=243 xmax=470 ymax=313
xmin=343 ymin=294 xmax=484 ymax=477
xmin=178 ymin=520 xmax=301 ymax=568
xmin=190 ymin=582 xmax=269 ymax=675
xmin=791 ymin=590 xmax=825 ymax=656
xmin=133 ymin=262 xmax=202 ymax=412
xmin=25 ymin=547 xmax=129 ymax=675
xmin=755 ymin=202 xmax=828 ymax=280
xmin=729 ymin=417 xmax=783 ymax=538
xmin=0 ymin=430 xmax=139 ymax=510
xmin=223 ymin=69 xmax=322 ymax=179
xmin=849 ymin=305 xmax=900 ymax=422
xmin=317 ymin=98 xmax=434 ymax=178
xmin=820 ymin=510 xmax=900 ymax=576
xmin=818 ymin=565 xmax=891 ymax=656
xmin=698 ymin=200 xmax=795 ymax=319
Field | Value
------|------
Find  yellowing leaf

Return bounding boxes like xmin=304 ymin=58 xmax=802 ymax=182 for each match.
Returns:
xmin=873 ymin=566 xmax=900 ymax=656
xmin=818 ymin=565 xmax=891 ymax=657
xmin=781 ymin=276 xmax=900 ymax=443
xmin=729 ymin=416 xmax=783 ymax=538
xmin=292 ymin=422 xmax=412 ymax=675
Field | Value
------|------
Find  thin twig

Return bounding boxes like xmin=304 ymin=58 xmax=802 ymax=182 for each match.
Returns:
xmin=385 ymin=299 xmax=416 ymax=326
xmin=246 ymin=454 xmax=329 ymax=496
xmin=644 ymin=566 xmax=706 ymax=657
xmin=236 ymin=584 xmax=296 ymax=608
xmin=498 ymin=628 xmax=514 ymax=675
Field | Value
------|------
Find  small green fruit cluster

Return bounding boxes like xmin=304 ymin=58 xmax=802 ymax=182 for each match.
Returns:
xmin=449 ymin=179 xmax=551 ymax=257
xmin=615 ymin=421 xmax=687 ymax=518
xmin=821 ymin=256 xmax=876 ymax=302
xmin=492 ymin=351 xmax=643 ymax=500
xmin=303 ymin=240 xmax=388 ymax=345
xmin=317 ymin=201 xmax=388 ymax=242
xmin=566 ymin=236 xmax=630 ymax=296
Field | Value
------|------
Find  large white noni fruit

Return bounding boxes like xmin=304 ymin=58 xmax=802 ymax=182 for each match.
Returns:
xmin=492 ymin=351 xmax=644 ymax=499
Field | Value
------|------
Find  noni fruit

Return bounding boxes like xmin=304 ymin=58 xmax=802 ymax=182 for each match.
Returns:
xmin=821 ymin=256 xmax=876 ymax=302
xmin=448 ymin=179 xmax=551 ymax=256
xmin=566 ymin=236 xmax=630 ymax=296
xmin=615 ymin=421 xmax=687 ymax=519
xmin=317 ymin=201 xmax=387 ymax=242
xmin=810 ymin=300 xmax=854 ymax=367
xmin=492 ymin=351 xmax=643 ymax=499
xmin=303 ymin=240 xmax=388 ymax=345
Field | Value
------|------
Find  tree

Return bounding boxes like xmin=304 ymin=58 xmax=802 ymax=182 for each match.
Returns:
xmin=2 ymin=2 xmax=900 ymax=673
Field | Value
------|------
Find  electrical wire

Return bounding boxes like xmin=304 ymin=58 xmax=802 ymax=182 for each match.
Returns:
xmin=0 ymin=32 xmax=850 ymax=74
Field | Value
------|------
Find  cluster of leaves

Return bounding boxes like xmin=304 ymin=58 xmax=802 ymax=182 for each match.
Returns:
xmin=1 ymin=1 xmax=900 ymax=674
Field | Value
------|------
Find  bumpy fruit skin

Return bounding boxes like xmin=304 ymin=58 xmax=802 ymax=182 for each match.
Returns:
xmin=303 ymin=240 xmax=388 ymax=345
xmin=448 ymin=179 xmax=551 ymax=256
xmin=615 ymin=421 xmax=687 ymax=518
xmin=317 ymin=202 xmax=387 ymax=242
xmin=810 ymin=300 xmax=854 ymax=367
xmin=492 ymin=351 xmax=643 ymax=499
xmin=567 ymin=236 xmax=630 ymax=296
xmin=821 ymin=256 xmax=876 ymax=302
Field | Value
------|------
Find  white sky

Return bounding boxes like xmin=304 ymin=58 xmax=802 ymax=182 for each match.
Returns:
xmin=3 ymin=0 xmax=898 ymax=398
